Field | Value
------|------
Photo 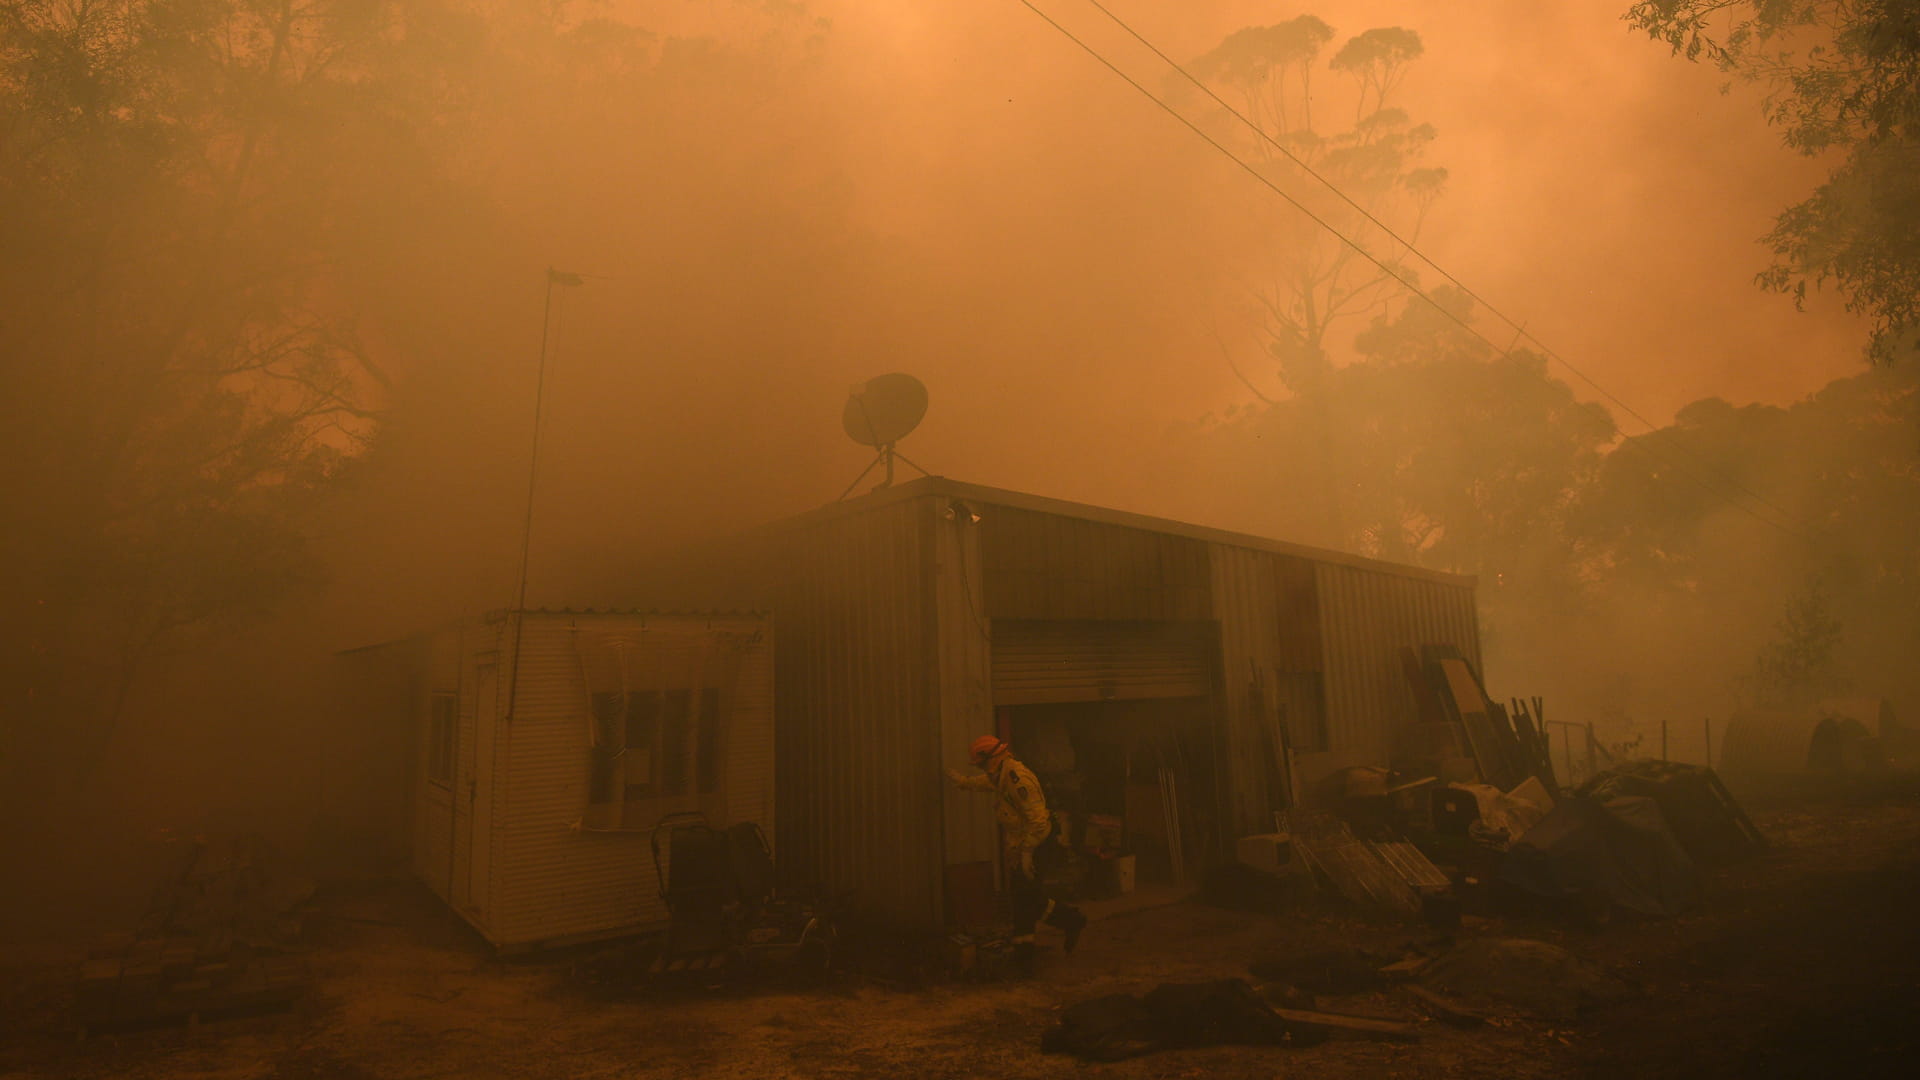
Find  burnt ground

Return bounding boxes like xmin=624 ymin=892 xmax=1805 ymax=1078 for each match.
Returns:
xmin=3 ymin=794 xmax=1917 ymax=1080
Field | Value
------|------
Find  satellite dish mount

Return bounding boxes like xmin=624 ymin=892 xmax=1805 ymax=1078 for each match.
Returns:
xmin=840 ymin=373 xmax=932 ymax=500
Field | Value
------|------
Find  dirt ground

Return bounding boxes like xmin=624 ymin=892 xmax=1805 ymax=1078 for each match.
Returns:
xmin=4 ymin=792 xmax=1918 ymax=1080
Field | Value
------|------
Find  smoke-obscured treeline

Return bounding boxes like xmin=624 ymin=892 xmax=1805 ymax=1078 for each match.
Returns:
xmin=2 ymin=1 xmax=1914 ymax=928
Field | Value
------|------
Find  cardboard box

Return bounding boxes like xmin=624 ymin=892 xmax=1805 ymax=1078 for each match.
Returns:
xmin=1235 ymin=832 xmax=1295 ymax=874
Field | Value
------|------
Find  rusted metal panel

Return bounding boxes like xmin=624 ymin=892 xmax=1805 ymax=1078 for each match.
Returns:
xmin=768 ymin=497 xmax=942 ymax=932
xmin=980 ymin=505 xmax=1212 ymax=622
xmin=1308 ymin=563 xmax=1481 ymax=797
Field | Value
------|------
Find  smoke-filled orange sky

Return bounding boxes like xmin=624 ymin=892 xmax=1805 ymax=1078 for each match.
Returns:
xmin=824 ymin=0 xmax=1863 ymax=436
xmin=323 ymin=0 xmax=1868 ymax=638
xmin=822 ymin=0 xmax=1864 ymax=409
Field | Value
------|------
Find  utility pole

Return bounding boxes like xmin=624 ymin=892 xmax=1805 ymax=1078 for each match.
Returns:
xmin=506 ymin=267 xmax=584 ymax=723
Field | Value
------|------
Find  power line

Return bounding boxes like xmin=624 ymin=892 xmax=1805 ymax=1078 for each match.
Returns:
xmin=1013 ymin=0 xmax=1814 ymax=540
xmin=1074 ymin=0 xmax=1814 ymax=539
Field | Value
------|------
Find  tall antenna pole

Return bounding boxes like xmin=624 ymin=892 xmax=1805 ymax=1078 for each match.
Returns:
xmin=507 ymin=267 xmax=583 ymax=721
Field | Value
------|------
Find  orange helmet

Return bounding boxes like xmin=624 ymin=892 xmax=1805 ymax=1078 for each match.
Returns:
xmin=969 ymin=735 xmax=1007 ymax=766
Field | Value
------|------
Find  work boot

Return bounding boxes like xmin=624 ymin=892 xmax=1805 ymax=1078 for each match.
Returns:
xmin=1058 ymin=905 xmax=1087 ymax=955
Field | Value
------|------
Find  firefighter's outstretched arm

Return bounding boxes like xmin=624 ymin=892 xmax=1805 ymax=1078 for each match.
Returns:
xmin=946 ymin=767 xmax=992 ymax=791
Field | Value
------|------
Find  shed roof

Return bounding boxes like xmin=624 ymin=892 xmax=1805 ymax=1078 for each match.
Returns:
xmin=336 ymin=608 xmax=767 ymax=657
xmin=761 ymin=476 xmax=1475 ymax=588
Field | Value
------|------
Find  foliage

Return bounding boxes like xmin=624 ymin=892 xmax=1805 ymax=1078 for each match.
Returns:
xmin=1188 ymin=12 xmax=1447 ymax=391
xmin=1626 ymin=0 xmax=1920 ymax=362
xmin=1744 ymin=580 xmax=1850 ymax=709
xmin=0 ymin=0 xmax=428 ymax=772
xmin=1574 ymin=364 xmax=1920 ymax=597
xmin=1188 ymin=287 xmax=1616 ymax=590
xmin=0 ymin=0 xmax=830 ymax=780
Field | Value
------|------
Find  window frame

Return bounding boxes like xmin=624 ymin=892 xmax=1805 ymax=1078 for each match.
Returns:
xmin=589 ymin=683 xmax=729 ymax=823
xmin=427 ymin=692 xmax=457 ymax=789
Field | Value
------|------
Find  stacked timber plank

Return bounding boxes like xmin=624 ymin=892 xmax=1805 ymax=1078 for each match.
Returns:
xmin=1398 ymin=646 xmax=1557 ymax=794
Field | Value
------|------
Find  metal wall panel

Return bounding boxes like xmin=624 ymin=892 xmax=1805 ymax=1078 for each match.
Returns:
xmin=989 ymin=620 xmax=1215 ymax=704
xmin=482 ymin=612 xmax=775 ymax=949
xmin=981 ymin=506 xmax=1212 ymax=622
xmin=769 ymin=497 xmax=943 ymax=932
xmin=1210 ymin=545 xmax=1283 ymax=833
xmin=1307 ymin=562 xmax=1481 ymax=796
xmin=932 ymin=509 xmax=998 ymax=871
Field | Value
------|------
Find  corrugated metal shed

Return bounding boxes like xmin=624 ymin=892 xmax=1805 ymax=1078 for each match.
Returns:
xmin=704 ymin=477 xmax=1481 ymax=932
xmin=931 ymin=504 xmax=998 ymax=880
xmin=1309 ymin=562 xmax=1481 ymax=793
xmin=362 ymin=478 xmax=1480 ymax=939
xmin=765 ymin=498 xmax=944 ymax=933
xmin=981 ymin=505 xmax=1211 ymax=621
xmin=1211 ymin=544 xmax=1285 ymax=833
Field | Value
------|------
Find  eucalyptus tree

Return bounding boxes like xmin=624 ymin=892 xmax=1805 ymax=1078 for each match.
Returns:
xmin=1628 ymin=0 xmax=1920 ymax=363
xmin=1189 ymin=15 xmax=1448 ymax=391
xmin=1185 ymin=13 xmax=1448 ymax=546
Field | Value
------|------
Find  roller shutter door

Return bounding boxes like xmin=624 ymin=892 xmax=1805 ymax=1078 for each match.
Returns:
xmin=991 ymin=620 xmax=1215 ymax=705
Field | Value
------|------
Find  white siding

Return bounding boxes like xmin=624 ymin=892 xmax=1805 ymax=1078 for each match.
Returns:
xmin=480 ymin=612 xmax=775 ymax=949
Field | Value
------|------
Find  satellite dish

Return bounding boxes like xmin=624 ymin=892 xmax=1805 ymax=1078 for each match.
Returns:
xmin=837 ymin=374 xmax=933 ymax=500
xmin=842 ymin=373 xmax=928 ymax=448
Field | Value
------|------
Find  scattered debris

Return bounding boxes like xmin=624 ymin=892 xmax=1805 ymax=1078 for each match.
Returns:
xmin=1039 ymin=979 xmax=1331 ymax=1061
xmin=1249 ymin=948 xmax=1387 ymax=995
xmin=1580 ymin=760 xmax=1764 ymax=864
xmin=75 ymin=834 xmax=314 ymax=1033
xmin=1268 ymin=1006 xmax=1420 ymax=1042
xmin=75 ymin=937 xmax=309 ymax=1033
xmin=142 ymin=833 xmax=314 ymax=947
xmin=1444 ymin=779 xmax=1554 ymax=848
xmin=1253 ymin=981 xmax=1318 ymax=1011
xmin=1420 ymin=938 xmax=1635 ymax=1022
xmin=1282 ymin=810 xmax=1447 ymax=916
xmin=1372 ymin=840 xmax=1451 ymax=895
xmin=1401 ymin=984 xmax=1490 ymax=1028
xmin=1500 ymin=794 xmax=1701 ymax=918
xmin=1316 ymin=838 xmax=1422 ymax=913
xmin=1377 ymin=954 xmax=1435 ymax=980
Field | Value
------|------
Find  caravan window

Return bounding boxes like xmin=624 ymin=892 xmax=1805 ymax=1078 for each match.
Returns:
xmin=660 ymin=689 xmax=692 ymax=795
xmin=622 ymin=691 xmax=660 ymax=800
xmin=590 ymin=686 xmax=725 ymax=811
xmin=697 ymin=687 xmax=722 ymax=795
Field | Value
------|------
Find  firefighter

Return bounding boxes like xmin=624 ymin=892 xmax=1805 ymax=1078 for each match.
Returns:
xmin=946 ymin=734 xmax=1087 ymax=970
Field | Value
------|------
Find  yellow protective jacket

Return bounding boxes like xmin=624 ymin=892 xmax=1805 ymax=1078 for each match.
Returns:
xmin=952 ymin=754 xmax=1052 ymax=852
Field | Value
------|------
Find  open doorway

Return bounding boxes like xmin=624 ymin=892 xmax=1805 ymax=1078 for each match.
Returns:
xmin=1001 ymin=698 xmax=1218 ymax=899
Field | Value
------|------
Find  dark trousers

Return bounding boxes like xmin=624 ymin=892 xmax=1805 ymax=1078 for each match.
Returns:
xmin=1010 ymin=864 xmax=1049 ymax=937
xmin=1010 ymin=845 xmax=1080 ymax=938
